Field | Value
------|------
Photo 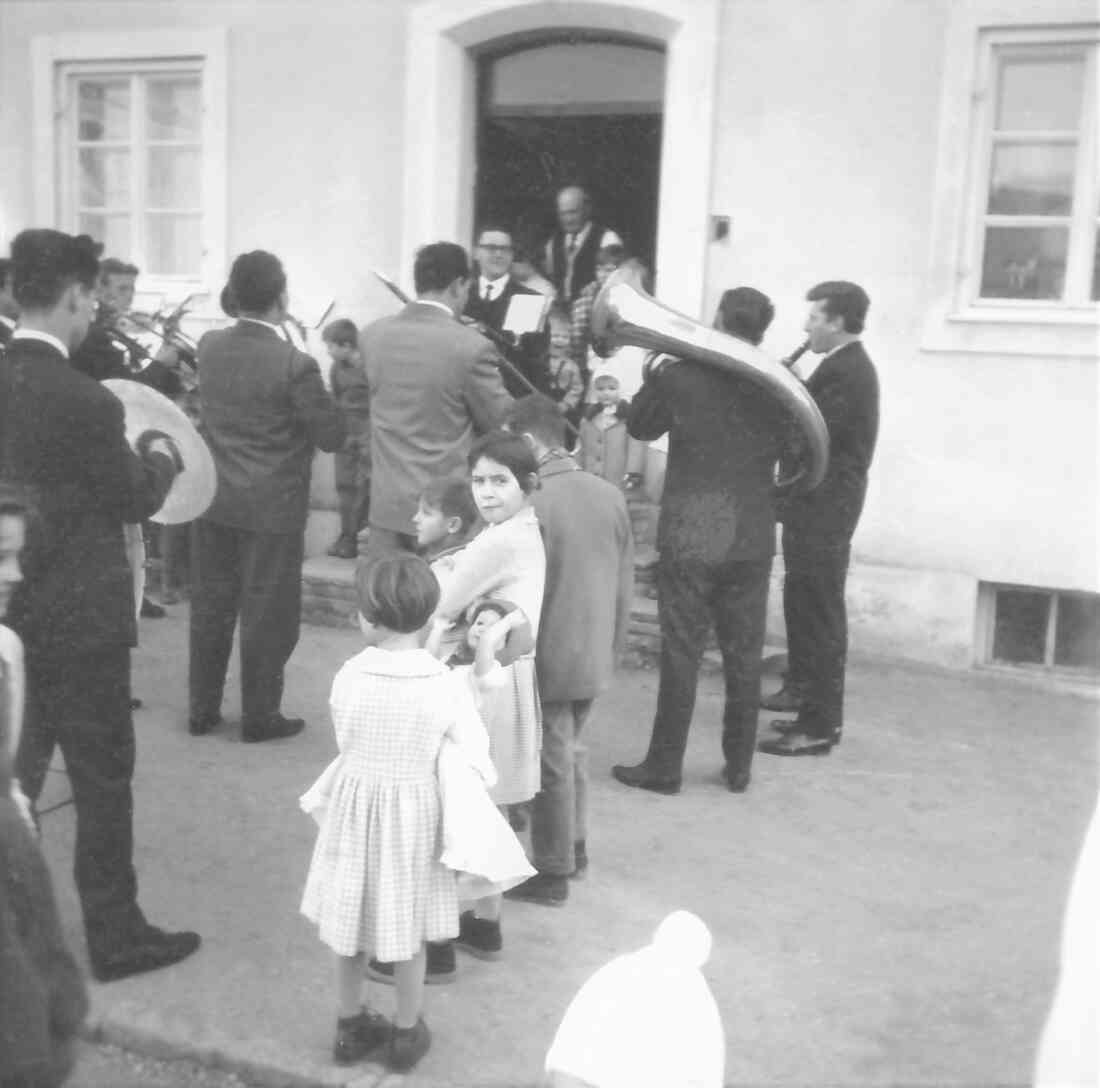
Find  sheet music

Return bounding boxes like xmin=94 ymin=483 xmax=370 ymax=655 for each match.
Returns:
xmin=502 ymin=293 xmax=551 ymax=336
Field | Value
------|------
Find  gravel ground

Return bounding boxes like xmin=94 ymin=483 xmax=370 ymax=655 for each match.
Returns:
xmin=69 ymin=1041 xmax=257 ymax=1088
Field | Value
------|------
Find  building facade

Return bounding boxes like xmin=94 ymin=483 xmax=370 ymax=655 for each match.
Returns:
xmin=1 ymin=0 xmax=1096 ymax=675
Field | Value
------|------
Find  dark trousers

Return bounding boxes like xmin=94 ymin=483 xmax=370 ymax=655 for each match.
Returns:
xmin=188 ymin=519 xmax=304 ymax=726
xmin=646 ymin=555 xmax=772 ymax=778
xmin=16 ymin=646 xmax=144 ymax=956
xmin=781 ymin=525 xmax=851 ymax=736
xmin=333 ymin=446 xmax=371 ymax=541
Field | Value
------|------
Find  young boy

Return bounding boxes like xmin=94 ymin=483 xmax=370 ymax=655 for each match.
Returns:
xmin=412 ymin=476 xmax=481 ymax=574
xmin=579 ymin=373 xmax=645 ymax=492
xmin=323 ymin=319 xmax=371 ymax=558
xmin=545 ymin=305 xmax=584 ymax=445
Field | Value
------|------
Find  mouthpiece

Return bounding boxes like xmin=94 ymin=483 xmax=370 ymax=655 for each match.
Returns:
xmin=783 ymin=340 xmax=811 ymax=368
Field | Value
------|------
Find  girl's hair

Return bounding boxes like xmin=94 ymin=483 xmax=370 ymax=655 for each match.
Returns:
xmin=469 ymin=599 xmax=509 ymax=625
xmin=467 ymin=430 xmax=539 ymax=495
xmin=355 ymin=555 xmax=440 ymax=633
xmin=420 ymin=476 xmax=479 ymax=528
xmin=0 ymin=482 xmax=29 ymax=520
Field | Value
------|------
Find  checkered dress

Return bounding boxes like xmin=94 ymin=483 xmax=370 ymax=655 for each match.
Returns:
xmin=300 ymin=647 xmax=475 ymax=960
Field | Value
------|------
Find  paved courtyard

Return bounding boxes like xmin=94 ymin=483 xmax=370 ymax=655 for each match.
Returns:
xmin=46 ymin=610 xmax=1096 ymax=1087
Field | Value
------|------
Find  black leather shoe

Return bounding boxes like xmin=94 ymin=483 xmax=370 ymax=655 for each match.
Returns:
xmin=757 ymin=730 xmax=840 ymax=757
xmin=387 ymin=1018 xmax=431 ymax=1072
xmin=455 ymin=910 xmax=502 ymax=960
xmin=188 ymin=713 xmax=223 ymax=737
xmin=367 ymin=941 xmax=456 ymax=985
xmin=333 ymin=1007 xmax=390 ymax=1064
xmin=760 ymin=683 xmax=805 ymax=712
xmin=326 ymin=536 xmax=358 ymax=559
xmin=723 ymin=766 xmax=751 ymax=792
xmin=90 ymin=925 xmax=201 ymax=982
xmin=140 ymin=596 xmax=166 ymax=619
xmin=611 ymin=762 xmax=681 ymax=795
xmin=241 ymin=714 xmax=305 ymax=743
xmin=504 ymin=872 xmax=569 ymax=906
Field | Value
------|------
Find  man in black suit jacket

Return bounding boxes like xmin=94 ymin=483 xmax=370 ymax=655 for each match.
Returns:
xmin=612 ymin=288 xmax=786 ymax=795
xmin=759 ymin=281 xmax=879 ymax=757
xmin=0 ymin=229 xmax=200 ymax=982
xmin=189 ymin=250 xmax=345 ymax=743
xmin=465 ymin=224 xmax=551 ymax=399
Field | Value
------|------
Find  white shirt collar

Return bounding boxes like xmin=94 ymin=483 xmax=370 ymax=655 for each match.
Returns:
xmin=414 ymin=299 xmax=454 ymax=317
xmin=11 ymin=328 xmax=69 ymax=358
xmin=566 ymin=222 xmax=593 ymax=248
xmin=822 ymin=338 xmax=860 ymax=361
xmin=480 ymin=273 xmax=509 ymax=299
xmin=238 ymin=316 xmax=288 ymax=339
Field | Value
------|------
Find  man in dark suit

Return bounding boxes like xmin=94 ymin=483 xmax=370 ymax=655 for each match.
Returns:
xmin=188 ymin=250 xmax=345 ymax=742
xmin=465 ymin=223 xmax=551 ymax=399
xmin=612 ymin=287 xmax=786 ymax=795
xmin=0 ymin=258 xmax=16 ymax=350
xmin=360 ymin=242 xmax=513 ymax=555
xmin=759 ymin=281 xmax=879 ymax=757
xmin=0 ymin=228 xmax=200 ymax=981
xmin=542 ymin=186 xmax=623 ymax=305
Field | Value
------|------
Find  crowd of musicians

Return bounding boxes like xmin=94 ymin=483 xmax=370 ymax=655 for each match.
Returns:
xmin=0 ymin=183 xmax=878 ymax=1083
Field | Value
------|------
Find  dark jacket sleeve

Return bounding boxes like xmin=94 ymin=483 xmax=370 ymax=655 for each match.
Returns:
xmin=288 ymin=352 xmax=346 ymax=453
xmin=85 ymin=393 xmax=178 ymax=523
xmin=626 ymin=366 xmax=674 ymax=441
xmin=463 ymin=340 xmax=514 ymax=435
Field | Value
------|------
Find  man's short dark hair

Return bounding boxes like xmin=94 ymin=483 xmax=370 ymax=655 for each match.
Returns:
xmin=322 ymin=318 xmax=359 ymax=347
xmin=413 ymin=242 xmax=469 ymax=295
xmin=475 ymin=222 xmax=513 ymax=244
xmin=99 ymin=257 xmax=139 ymax=282
xmin=10 ymin=229 xmax=101 ymax=310
xmin=228 ymin=250 xmax=287 ymax=314
xmin=506 ymin=394 xmax=566 ymax=450
xmin=716 ymin=287 xmax=775 ymax=346
xmin=0 ymin=258 xmax=12 ymax=291
xmin=806 ymin=281 xmax=869 ymax=335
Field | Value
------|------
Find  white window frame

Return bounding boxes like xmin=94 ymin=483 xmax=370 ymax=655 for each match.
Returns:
xmin=921 ymin=1 xmax=1099 ymax=357
xmin=32 ymin=29 xmax=227 ymax=302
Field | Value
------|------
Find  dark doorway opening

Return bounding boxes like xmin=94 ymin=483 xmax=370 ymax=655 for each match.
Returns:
xmin=474 ymin=36 xmax=665 ymax=271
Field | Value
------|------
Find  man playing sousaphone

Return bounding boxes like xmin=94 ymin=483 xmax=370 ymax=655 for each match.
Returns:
xmin=0 ymin=228 xmax=201 ymax=982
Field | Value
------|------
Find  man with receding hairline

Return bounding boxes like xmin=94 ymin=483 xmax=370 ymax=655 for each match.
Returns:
xmin=543 ymin=185 xmax=622 ymax=304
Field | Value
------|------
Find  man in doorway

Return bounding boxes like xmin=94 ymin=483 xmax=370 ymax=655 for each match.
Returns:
xmin=465 ymin=223 xmax=551 ymax=398
xmin=612 ymin=287 xmax=786 ymax=795
xmin=0 ymin=228 xmax=200 ymax=982
xmin=0 ymin=259 xmax=17 ymax=350
xmin=189 ymin=250 xmax=345 ymax=742
xmin=542 ymin=185 xmax=622 ymax=305
xmin=759 ymin=281 xmax=879 ymax=757
xmin=360 ymin=242 xmax=513 ymax=556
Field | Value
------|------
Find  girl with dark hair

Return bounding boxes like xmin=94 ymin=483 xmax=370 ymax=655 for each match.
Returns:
xmin=426 ymin=430 xmax=546 ymax=961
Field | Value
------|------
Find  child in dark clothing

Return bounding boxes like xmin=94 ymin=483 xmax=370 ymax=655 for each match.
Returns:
xmin=324 ymin=318 xmax=372 ymax=558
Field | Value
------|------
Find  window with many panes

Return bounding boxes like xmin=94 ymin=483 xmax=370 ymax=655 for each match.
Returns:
xmin=969 ymin=32 xmax=1098 ymax=308
xmin=59 ymin=64 xmax=204 ymax=280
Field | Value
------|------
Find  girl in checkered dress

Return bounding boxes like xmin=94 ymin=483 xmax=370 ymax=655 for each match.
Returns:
xmin=300 ymin=555 xmax=487 ymax=1073
xmin=427 ymin=431 xmax=546 ymax=961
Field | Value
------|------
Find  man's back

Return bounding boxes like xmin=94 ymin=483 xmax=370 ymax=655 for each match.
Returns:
xmin=198 ymin=320 xmax=343 ymax=533
xmin=532 ymin=456 xmax=633 ymax=701
xmin=362 ymin=302 xmax=511 ymax=535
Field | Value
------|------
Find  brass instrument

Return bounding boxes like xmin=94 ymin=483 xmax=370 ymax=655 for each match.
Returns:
xmin=783 ymin=340 xmax=811 ymax=369
xmin=590 ymin=269 xmax=829 ymax=492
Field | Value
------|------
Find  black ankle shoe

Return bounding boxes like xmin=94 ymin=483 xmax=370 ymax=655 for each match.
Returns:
xmin=611 ymin=761 xmax=681 ymax=795
xmin=387 ymin=1018 xmax=431 ymax=1072
xmin=455 ymin=910 xmax=502 ymax=960
xmin=333 ymin=1007 xmax=390 ymax=1064
xmin=241 ymin=713 xmax=305 ymax=743
xmin=504 ymin=872 xmax=569 ymax=906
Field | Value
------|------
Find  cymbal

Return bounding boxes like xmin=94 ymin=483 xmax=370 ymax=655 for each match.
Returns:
xmin=103 ymin=379 xmax=217 ymax=525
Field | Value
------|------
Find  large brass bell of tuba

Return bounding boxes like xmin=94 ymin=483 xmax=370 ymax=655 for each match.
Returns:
xmin=590 ymin=268 xmax=829 ymax=492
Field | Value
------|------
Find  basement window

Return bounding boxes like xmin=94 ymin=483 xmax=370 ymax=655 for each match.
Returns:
xmin=981 ymin=583 xmax=1100 ymax=672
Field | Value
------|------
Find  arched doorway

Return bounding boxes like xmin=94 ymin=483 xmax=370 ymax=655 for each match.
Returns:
xmin=475 ymin=35 xmax=665 ymax=270
xmin=400 ymin=0 xmax=720 ymax=317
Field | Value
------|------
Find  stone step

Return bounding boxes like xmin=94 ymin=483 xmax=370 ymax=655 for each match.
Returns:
xmin=300 ymin=555 xmax=783 ymax=677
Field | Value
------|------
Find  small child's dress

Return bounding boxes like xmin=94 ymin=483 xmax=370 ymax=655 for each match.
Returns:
xmin=300 ymin=646 xmax=483 ymax=961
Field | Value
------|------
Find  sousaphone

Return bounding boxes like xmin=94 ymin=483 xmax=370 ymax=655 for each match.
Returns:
xmin=590 ymin=268 xmax=829 ymax=492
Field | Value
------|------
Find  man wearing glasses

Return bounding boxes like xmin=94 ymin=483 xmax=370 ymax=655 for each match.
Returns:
xmin=465 ymin=224 xmax=551 ymax=399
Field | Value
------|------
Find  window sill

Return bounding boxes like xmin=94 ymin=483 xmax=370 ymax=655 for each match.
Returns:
xmin=921 ymin=302 xmax=1100 ymax=357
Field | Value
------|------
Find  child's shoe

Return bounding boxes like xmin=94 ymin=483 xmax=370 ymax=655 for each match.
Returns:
xmin=388 ymin=1018 xmax=431 ymax=1071
xmin=455 ymin=910 xmax=502 ymax=960
xmin=332 ymin=1007 xmax=390 ymax=1064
